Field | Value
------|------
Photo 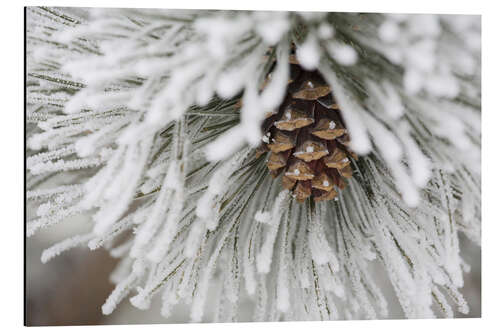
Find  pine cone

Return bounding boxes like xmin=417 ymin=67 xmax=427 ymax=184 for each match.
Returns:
xmin=258 ymin=59 xmax=357 ymax=203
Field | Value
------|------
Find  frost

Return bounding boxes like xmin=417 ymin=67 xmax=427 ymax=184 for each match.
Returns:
xmin=317 ymin=23 xmax=335 ymax=40
xmin=26 ymin=7 xmax=480 ymax=323
xmin=366 ymin=14 xmax=479 ymax=98
xmin=378 ymin=21 xmax=400 ymax=43
xmin=205 ymin=125 xmax=247 ymax=162
xmin=255 ymin=211 xmax=271 ymax=224
xmin=327 ymin=43 xmax=358 ymax=66
xmin=320 ymin=66 xmax=372 ymax=154
xmin=256 ymin=190 xmax=289 ymax=274
xmin=308 ymin=204 xmax=338 ymax=267
xmin=296 ymin=35 xmax=320 ymax=70
xmin=41 ymin=233 xmax=93 ymax=263
xmin=254 ymin=12 xmax=290 ymax=45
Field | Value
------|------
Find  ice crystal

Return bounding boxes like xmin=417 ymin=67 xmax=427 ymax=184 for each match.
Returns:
xmin=26 ymin=7 xmax=480 ymax=322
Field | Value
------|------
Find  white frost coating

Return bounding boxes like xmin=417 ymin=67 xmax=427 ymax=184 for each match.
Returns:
xmin=75 ymin=117 xmax=131 ymax=157
xmin=184 ymin=220 xmax=205 ymax=259
xmin=41 ymin=233 xmax=93 ymax=263
xmin=260 ymin=40 xmax=290 ymax=110
xmin=317 ymin=23 xmax=334 ymax=40
xmin=109 ymin=240 xmax=133 ymax=258
xmin=408 ymin=15 xmax=441 ymax=37
xmin=432 ymin=286 xmax=454 ymax=318
xmin=26 ymin=8 xmax=480 ymax=321
xmin=255 ymin=211 xmax=271 ymax=224
xmin=366 ymin=80 xmax=404 ymax=119
xmin=397 ymin=124 xmax=431 ymax=188
xmin=403 ymin=69 xmax=424 ymax=95
xmin=294 ymin=213 xmax=311 ymax=289
xmin=27 ymin=145 xmax=76 ymax=167
xmin=139 ymin=121 xmax=188 ymax=261
xmin=383 ymin=86 xmax=404 ymax=119
xmin=256 ymin=190 xmax=289 ymax=274
xmin=190 ymin=215 xmax=240 ymax=322
xmin=205 ymin=125 xmax=247 ymax=162
xmin=146 ymin=195 xmax=182 ymax=262
xmin=296 ymin=34 xmax=320 ymax=70
xmin=27 ymin=185 xmax=83 ymax=200
xmin=164 ymin=161 xmax=181 ymax=189
xmin=88 ymin=213 xmax=137 ymax=250
xmin=93 ymin=138 xmax=153 ymax=236
xmin=130 ymin=288 xmax=152 ymax=310
xmin=425 ymin=74 xmax=459 ymax=98
xmin=242 ymin=227 xmax=258 ymax=296
xmin=364 ymin=113 xmax=419 ymax=207
xmin=78 ymin=147 xmax=125 ymax=211
xmin=130 ymin=167 xmax=176 ymax=257
xmin=102 ymin=272 xmax=138 ymax=316
xmin=195 ymin=193 xmax=214 ymax=222
xmin=197 ymin=149 xmax=249 ymax=230
xmin=36 ymin=191 xmax=82 ymax=217
xmin=27 ymin=206 xmax=83 ymax=237
xmin=363 ymin=112 xmax=402 ymax=163
xmin=308 ymin=205 xmax=339 ymax=267
xmin=375 ymin=223 xmax=418 ymax=317
xmin=28 ymin=156 xmax=104 ymax=175
xmin=254 ymin=12 xmax=290 ymax=45
xmin=238 ymin=41 xmax=289 ymax=147
xmin=133 ymin=257 xmax=185 ymax=311
xmin=147 ymin=158 xmax=186 ymax=263
xmin=373 ymin=14 xmax=476 ymax=98
xmin=216 ymin=50 xmax=261 ymax=99
xmin=379 ymin=20 xmax=400 ymax=43
xmin=276 ymin=211 xmax=290 ymax=313
xmin=320 ymin=66 xmax=372 ymax=154
xmin=327 ymin=42 xmax=358 ymax=66
xmin=195 ymin=15 xmax=253 ymax=58
xmin=223 ymin=249 xmax=239 ymax=306
xmin=243 ymin=259 xmax=257 ymax=295
xmin=160 ymin=281 xmax=181 ymax=318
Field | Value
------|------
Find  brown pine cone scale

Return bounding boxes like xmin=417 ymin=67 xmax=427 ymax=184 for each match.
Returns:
xmin=260 ymin=62 xmax=357 ymax=203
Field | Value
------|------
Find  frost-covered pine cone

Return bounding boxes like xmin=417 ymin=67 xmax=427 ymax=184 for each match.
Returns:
xmin=26 ymin=7 xmax=480 ymax=322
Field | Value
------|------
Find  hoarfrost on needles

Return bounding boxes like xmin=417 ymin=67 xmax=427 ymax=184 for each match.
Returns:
xmin=26 ymin=7 xmax=480 ymax=322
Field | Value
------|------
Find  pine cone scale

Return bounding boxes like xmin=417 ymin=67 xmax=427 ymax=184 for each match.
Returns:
xmin=260 ymin=58 xmax=355 ymax=202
